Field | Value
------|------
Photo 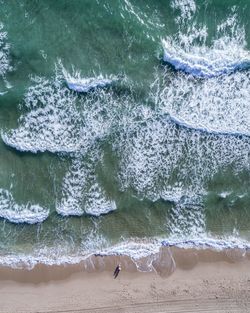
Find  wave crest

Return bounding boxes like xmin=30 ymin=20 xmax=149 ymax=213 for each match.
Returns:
xmin=0 ymin=189 xmax=49 ymax=224
xmin=163 ymin=8 xmax=250 ymax=77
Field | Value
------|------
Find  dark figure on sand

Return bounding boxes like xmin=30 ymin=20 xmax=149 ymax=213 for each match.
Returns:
xmin=113 ymin=264 xmax=121 ymax=279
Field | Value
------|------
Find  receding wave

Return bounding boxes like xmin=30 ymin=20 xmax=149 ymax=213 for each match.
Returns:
xmin=0 ymin=189 xmax=49 ymax=224
xmin=0 ymin=236 xmax=250 ymax=272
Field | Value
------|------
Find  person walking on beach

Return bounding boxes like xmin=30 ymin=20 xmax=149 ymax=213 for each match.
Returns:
xmin=113 ymin=263 xmax=121 ymax=279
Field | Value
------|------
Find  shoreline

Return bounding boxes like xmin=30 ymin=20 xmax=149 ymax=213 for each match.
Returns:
xmin=1 ymin=235 xmax=250 ymax=271
xmin=0 ymin=248 xmax=250 ymax=312
xmin=0 ymin=246 xmax=249 ymax=282
xmin=0 ymin=247 xmax=250 ymax=313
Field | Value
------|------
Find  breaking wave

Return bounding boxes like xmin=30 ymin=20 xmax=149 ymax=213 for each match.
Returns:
xmin=163 ymin=5 xmax=250 ymax=77
xmin=155 ymin=70 xmax=250 ymax=137
xmin=64 ymin=67 xmax=116 ymax=93
xmin=1 ymin=75 xmax=81 ymax=153
xmin=162 ymin=38 xmax=250 ymax=78
xmin=159 ymin=2 xmax=250 ymax=136
xmin=0 ymin=188 xmax=49 ymax=224
xmin=1 ymin=69 xmax=123 ymax=154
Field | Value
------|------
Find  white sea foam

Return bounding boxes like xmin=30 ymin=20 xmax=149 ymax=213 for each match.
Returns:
xmin=1 ymin=76 xmax=81 ymax=153
xmin=219 ymin=191 xmax=232 ymax=199
xmin=113 ymin=109 xmax=249 ymax=235
xmin=156 ymin=1 xmax=250 ymax=139
xmin=0 ymin=239 xmax=162 ymax=271
xmin=66 ymin=77 xmax=113 ymax=93
xmin=99 ymin=240 xmax=162 ymax=272
xmin=170 ymin=0 xmax=196 ymax=21
xmin=60 ymin=61 xmax=118 ymax=92
xmin=57 ymin=151 xmax=116 ymax=216
xmin=122 ymin=0 xmax=164 ymax=36
xmin=156 ymin=70 xmax=250 ymax=137
xmin=1 ymin=69 xmax=121 ymax=154
xmin=0 ymin=248 xmax=91 ymax=270
xmin=0 ymin=188 xmax=49 ymax=224
xmin=0 ymin=236 xmax=250 ymax=270
xmin=114 ymin=113 xmax=249 ymax=202
xmin=162 ymin=38 xmax=250 ymax=78
xmin=66 ymin=75 xmax=114 ymax=93
xmin=162 ymin=236 xmax=250 ymax=251
xmin=166 ymin=195 xmax=205 ymax=237
xmin=160 ymin=185 xmax=187 ymax=203
xmin=0 ymin=23 xmax=11 ymax=77
xmin=163 ymin=6 xmax=250 ymax=77
xmin=2 ymin=66 xmax=121 ymax=217
xmin=99 ymin=240 xmax=161 ymax=260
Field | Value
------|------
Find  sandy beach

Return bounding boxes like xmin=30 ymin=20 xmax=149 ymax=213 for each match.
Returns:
xmin=0 ymin=248 xmax=250 ymax=313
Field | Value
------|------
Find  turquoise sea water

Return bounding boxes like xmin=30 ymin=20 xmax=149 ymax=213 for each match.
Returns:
xmin=0 ymin=0 xmax=249 ymax=269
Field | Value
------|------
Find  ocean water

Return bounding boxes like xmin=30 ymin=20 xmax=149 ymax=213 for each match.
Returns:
xmin=0 ymin=0 xmax=250 ymax=270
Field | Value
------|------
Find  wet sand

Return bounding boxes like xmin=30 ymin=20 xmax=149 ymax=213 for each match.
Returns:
xmin=0 ymin=248 xmax=250 ymax=312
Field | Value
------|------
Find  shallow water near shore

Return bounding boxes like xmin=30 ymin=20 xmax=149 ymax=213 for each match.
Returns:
xmin=0 ymin=0 xmax=250 ymax=269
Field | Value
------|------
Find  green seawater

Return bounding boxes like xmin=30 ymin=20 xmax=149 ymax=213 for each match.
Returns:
xmin=0 ymin=0 xmax=249 ymax=267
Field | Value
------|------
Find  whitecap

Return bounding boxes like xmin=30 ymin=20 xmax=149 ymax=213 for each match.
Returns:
xmin=1 ymin=76 xmax=81 ymax=153
xmin=60 ymin=62 xmax=117 ymax=93
xmin=162 ymin=38 xmax=250 ymax=78
xmin=163 ymin=8 xmax=250 ymax=77
xmin=156 ymin=68 xmax=250 ymax=137
xmin=0 ymin=188 xmax=49 ymax=224
xmin=66 ymin=76 xmax=114 ymax=93
xmin=1 ymin=70 xmax=121 ymax=154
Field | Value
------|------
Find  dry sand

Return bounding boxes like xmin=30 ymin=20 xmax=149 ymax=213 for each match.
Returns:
xmin=0 ymin=248 xmax=250 ymax=313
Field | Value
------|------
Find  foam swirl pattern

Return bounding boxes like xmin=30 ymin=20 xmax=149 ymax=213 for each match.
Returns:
xmin=57 ymin=150 xmax=116 ymax=216
xmin=1 ymin=72 xmax=121 ymax=154
xmin=155 ymin=70 xmax=250 ymax=136
xmin=114 ymin=114 xmax=249 ymax=202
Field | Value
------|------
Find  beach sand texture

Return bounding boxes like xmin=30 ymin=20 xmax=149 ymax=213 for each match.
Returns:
xmin=0 ymin=248 xmax=250 ymax=313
